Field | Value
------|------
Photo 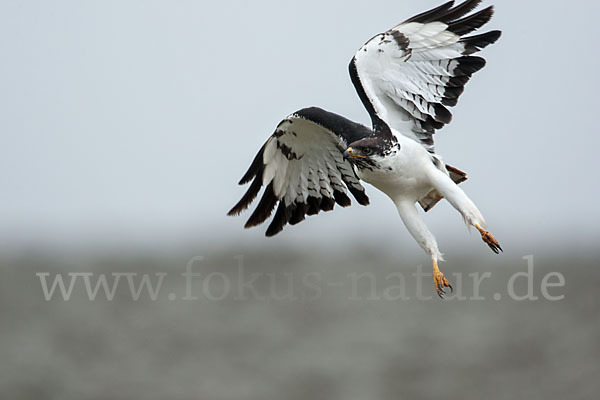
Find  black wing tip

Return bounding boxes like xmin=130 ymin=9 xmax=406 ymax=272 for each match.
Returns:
xmin=455 ymin=56 xmax=486 ymax=76
xmin=439 ymin=0 xmax=483 ymax=23
xmin=404 ymin=1 xmax=455 ymax=24
xmin=289 ymin=202 xmax=307 ymax=225
xmin=265 ymin=201 xmax=291 ymax=237
xmin=244 ymin=183 xmax=278 ymax=229
xmin=227 ymin=208 xmax=242 ymax=217
xmin=265 ymin=193 xmax=342 ymax=236
xmin=441 ymin=85 xmax=465 ymax=106
xmin=320 ymin=196 xmax=335 ymax=212
xmin=447 ymin=75 xmax=471 ymax=87
xmin=462 ymin=30 xmax=502 ymax=54
xmin=440 ymin=53 xmax=491 ymax=107
xmin=349 ymin=187 xmax=370 ymax=206
xmin=485 ymin=29 xmax=502 ymax=43
xmin=238 ymin=145 xmax=265 ymax=185
xmin=241 ymin=187 xmax=368 ymax=235
xmin=433 ymin=104 xmax=453 ymax=124
xmin=306 ymin=196 xmax=321 ymax=216
xmin=448 ymin=5 xmax=494 ymax=36
xmin=404 ymin=0 xmax=494 ymax=26
xmin=333 ymin=190 xmax=352 ymax=208
xmin=228 ymin=173 xmax=263 ymax=217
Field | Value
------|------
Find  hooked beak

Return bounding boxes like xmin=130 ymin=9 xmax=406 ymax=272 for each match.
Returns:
xmin=343 ymin=147 xmax=366 ymax=159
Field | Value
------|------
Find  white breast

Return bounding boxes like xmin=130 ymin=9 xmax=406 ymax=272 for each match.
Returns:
xmin=358 ymin=135 xmax=435 ymax=203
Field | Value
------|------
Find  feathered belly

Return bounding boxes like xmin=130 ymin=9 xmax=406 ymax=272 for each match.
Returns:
xmin=358 ymin=168 xmax=433 ymax=202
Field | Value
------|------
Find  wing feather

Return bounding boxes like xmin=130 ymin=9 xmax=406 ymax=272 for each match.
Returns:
xmin=228 ymin=107 xmax=371 ymax=236
xmin=350 ymin=0 xmax=500 ymax=150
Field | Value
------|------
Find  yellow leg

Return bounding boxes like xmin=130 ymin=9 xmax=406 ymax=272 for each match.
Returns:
xmin=432 ymin=259 xmax=452 ymax=298
xmin=475 ymin=224 xmax=503 ymax=254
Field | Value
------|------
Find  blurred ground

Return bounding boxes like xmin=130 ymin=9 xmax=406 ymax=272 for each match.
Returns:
xmin=1 ymin=247 xmax=599 ymax=400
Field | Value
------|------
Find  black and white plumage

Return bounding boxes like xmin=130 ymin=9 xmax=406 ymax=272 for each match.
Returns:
xmin=228 ymin=1 xmax=503 ymax=296
xmin=350 ymin=1 xmax=501 ymax=151
xmin=228 ymin=108 xmax=371 ymax=237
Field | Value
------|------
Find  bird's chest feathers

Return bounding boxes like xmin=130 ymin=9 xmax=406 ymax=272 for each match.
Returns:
xmin=357 ymin=147 xmax=432 ymax=200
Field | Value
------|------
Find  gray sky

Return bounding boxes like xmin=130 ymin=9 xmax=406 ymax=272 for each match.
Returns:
xmin=1 ymin=0 xmax=599 ymax=252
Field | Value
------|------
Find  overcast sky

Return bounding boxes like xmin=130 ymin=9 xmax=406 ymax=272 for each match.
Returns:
xmin=1 ymin=0 xmax=599 ymax=252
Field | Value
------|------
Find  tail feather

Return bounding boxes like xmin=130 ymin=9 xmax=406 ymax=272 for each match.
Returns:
xmin=419 ymin=164 xmax=467 ymax=212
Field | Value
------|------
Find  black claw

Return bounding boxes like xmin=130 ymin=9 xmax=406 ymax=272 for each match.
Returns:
xmin=437 ymin=291 xmax=444 ymax=299
xmin=488 ymin=242 xmax=501 ymax=254
xmin=437 ymin=284 xmax=445 ymax=295
xmin=448 ymin=284 xmax=454 ymax=293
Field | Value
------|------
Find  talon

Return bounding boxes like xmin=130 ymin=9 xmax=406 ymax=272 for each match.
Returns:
xmin=432 ymin=260 xmax=452 ymax=299
xmin=476 ymin=224 xmax=503 ymax=254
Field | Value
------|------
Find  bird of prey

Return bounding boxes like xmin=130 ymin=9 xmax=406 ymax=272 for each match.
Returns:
xmin=228 ymin=0 xmax=502 ymax=297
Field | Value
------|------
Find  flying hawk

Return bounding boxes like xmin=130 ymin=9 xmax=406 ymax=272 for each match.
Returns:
xmin=228 ymin=0 xmax=502 ymax=297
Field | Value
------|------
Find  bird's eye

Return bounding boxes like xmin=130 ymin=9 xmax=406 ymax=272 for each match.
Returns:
xmin=363 ymin=148 xmax=372 ymax=155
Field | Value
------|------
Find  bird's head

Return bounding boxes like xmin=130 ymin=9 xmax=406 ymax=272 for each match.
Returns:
xmin=343 ymin=137 xmax=390 ymax=167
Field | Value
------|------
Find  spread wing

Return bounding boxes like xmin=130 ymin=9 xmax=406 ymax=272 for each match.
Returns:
xmin=349 ymin=0 xmax=501 ymax=150
xmin=228 ymin=107 xmax=370 ymax=236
